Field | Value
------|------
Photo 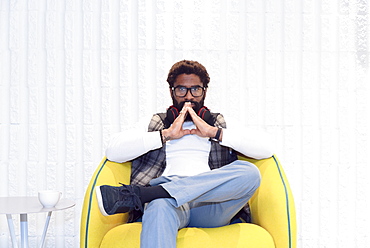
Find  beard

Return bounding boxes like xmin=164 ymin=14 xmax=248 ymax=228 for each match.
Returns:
xmin=172 ymin=98 xmax=204 ymax=122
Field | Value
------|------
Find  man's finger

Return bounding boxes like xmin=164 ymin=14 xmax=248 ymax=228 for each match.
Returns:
xmin=186 ymin=105 xmax=197 ymax=117
xmin=187 ymin=106 xmax=203 ymax=124
xmin=181 ymin=102 xmax=192 ymax=111
xmin=178 ymin=108 xmax=189 ymax=121
xmin=182 ymin=129 xmax=191 ymax=136
xmin=190 ymin=128 xmax=200 ymax=135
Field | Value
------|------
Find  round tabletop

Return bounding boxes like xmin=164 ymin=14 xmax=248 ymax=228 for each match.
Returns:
xmin=0 ymin=197 xmax=75 ymax=214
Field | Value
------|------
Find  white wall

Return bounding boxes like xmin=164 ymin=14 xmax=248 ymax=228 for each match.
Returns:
xmin=1 ymin=0 xmax=369 ymax=247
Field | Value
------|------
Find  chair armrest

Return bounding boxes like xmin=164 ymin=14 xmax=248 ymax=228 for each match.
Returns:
xmin=241 ymin=155 xmax=297 ymax=248
xmin=80 ymin=158 xmax=131 ymax=248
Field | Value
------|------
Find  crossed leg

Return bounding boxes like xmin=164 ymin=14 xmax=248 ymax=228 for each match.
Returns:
xmin=140 ymin=160 xmax=260 ymax=248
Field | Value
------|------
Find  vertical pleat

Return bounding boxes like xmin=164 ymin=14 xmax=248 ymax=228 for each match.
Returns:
xmin=0 ymin=0 xmax=369 ymax=247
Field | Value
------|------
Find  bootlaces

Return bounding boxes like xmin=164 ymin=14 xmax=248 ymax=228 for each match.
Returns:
xmin=119 ymin=183 xmax=143 ymax=212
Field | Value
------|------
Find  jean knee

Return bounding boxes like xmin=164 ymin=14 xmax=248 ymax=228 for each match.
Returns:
xmin=144 ymin=198 xmax=183 ymax=220
xmin=145 ymin=198 xmax=176 ymax=214
xmin=233 ymin=161 xmax=261 ymax=189
xmin=143 ymin=198 xmax=189 ymax=229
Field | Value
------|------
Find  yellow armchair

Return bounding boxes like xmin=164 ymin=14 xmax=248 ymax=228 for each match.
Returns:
xmin=80 ymin=155 xmax=296 ymax=248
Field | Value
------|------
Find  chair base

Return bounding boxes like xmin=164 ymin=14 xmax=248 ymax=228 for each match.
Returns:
xmin=100 ymin=222 xmax=275 ymax=248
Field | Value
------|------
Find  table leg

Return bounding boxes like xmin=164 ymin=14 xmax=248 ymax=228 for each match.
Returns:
xmin=39 ymin=211 xmax=52 ymax=248
xmin=6 ymin=214 xmax=18 ymax=248
xmin=20 ymin=214 xmax=29 ymax=248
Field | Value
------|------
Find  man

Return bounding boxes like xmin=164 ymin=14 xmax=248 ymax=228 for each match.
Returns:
xmin=96 ymin=60 xmax=273 ymax=248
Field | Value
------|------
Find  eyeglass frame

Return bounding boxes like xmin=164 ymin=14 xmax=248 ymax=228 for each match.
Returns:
xmin=171 ymin=85 xmax=206 ymax=97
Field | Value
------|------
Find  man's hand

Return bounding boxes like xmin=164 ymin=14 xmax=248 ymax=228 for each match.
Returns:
xmin=186 ymin=106 xmax=220 ymax=139
xmin=161 ymin=103 xmax=192 ymax=142
xmin=161 ymin=102 xmax=222 ymax=142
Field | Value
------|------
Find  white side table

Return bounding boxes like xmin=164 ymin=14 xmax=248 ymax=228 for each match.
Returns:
xmin=0 ymin=196 xmax=75 ymax=248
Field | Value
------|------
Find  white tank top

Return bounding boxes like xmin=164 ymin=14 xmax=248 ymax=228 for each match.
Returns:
xmin=163 ymin=121 xmax=211 ymax=176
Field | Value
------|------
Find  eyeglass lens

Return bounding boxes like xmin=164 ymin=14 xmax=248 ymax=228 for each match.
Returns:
xmin=174 ymin=86 xmax=204 ymax=97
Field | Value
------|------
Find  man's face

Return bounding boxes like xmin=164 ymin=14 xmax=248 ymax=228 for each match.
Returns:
xmin=170 ymin=74 xmax=207 ymax=115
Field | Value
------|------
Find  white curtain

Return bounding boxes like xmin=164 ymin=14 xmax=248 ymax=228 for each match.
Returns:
xmin=0 ymin=0 xmax=369 ymax=247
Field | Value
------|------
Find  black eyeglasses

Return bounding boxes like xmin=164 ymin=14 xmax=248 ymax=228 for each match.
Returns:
xmin=171 ymin=85 xmax=206 ymax=97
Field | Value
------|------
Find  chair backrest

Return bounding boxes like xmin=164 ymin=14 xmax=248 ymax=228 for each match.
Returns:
xmin=80 ymin=159 xmax=131 ymax=248
xmin=241 ymin=155 xmax=297 ymax=248
xmin=80 ymin=156 xmax=296 ymax=248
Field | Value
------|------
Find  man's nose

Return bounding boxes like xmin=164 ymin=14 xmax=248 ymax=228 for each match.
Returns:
xmin=184 ymin=89 xmax=194 ymax=101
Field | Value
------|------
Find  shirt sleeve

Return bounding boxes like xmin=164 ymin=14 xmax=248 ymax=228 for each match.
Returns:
xmin=219 ymin=117 xmax=274 ymax=160
xmin=105 ymin=118 xmax=163 ymax=163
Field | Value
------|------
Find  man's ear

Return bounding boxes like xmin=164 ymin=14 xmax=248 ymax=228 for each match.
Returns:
xmin=203 ymin=88 xmax=207 ymax=99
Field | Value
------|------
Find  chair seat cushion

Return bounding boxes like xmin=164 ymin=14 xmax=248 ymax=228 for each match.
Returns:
xmin=100 ymin=222 xmax=275 ymax=248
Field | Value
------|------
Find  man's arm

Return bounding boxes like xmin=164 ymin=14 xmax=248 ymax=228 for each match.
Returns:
xmin=220 ymin=126 xmax=274 ymax=160
xmin=106 ymin=103 xmax=193 ymax=162
xmin=105 ymin=129 xmax=163 ymax=163
xmin=186 ymin=106 xmax=274 ymax=159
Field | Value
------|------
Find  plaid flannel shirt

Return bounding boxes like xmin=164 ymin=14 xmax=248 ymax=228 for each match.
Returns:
xmin=129 ymin=112 xmax=251 ymax=223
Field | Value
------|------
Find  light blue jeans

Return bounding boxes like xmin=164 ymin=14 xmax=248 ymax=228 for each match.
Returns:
xmin=140 ymin=160 xmax=261 ymax=248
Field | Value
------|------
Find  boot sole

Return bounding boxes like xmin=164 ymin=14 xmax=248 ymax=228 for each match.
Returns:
xmin=95 ymin=186 xmax=109 ymax=216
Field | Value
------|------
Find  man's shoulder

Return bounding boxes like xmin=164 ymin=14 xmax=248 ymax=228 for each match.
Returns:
xmin=154 ymin=112 xmax=166 ymax=121
xmin=213 ymin=113 xmax=226 ymax=128
xmin=148 ymin=113 xmax=166 ymax=131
